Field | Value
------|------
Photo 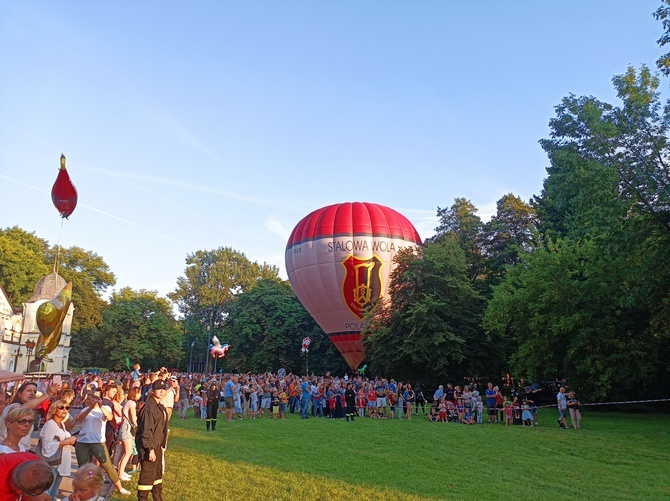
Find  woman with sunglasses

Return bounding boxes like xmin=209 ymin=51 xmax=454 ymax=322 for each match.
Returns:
xmin=0 ymin=380 xmax=61 ymax=449
xmin=40 ymin=399 xmax=78 ymax=499
xmin=0 ymin=406 xmax=35 ymax=453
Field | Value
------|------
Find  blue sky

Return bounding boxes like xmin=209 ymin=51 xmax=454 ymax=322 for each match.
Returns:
xmin=0 ymin=1 xmax=663 ymax=298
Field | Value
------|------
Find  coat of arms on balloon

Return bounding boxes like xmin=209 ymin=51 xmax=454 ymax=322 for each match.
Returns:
xmin=285 ymin=202 xmax=422 ymax=371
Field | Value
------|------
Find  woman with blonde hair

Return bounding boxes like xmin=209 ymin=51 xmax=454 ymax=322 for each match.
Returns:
xmin=0 ymin=380 xmax=60 ymax=449
xmin=0 ymin=406 xmax=35 ymax=453
xmin=41 ymin=399 xmax=77 ymax=499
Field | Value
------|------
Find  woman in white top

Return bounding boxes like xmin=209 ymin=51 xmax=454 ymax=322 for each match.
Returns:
xmin=41 ymin=399 xmax=78 ymax=499
xmin=0 ymin=406 xmax=35 ymax=453
xmin=73 ymin=391 xmax=131 ymax=496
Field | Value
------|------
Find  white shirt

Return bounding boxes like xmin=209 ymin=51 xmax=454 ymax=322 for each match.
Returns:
xmin=159 ymin=388 xmax=176 ymax=409
xmin=40 ymin=419 xmax=73 ymax=476
xmin=0 ymin=443 xmax=26 ymax=453
xmin=557 ymin=391 xmax=567 ymax=410
xmin=78 ymin=405 xmax=109 ymax=443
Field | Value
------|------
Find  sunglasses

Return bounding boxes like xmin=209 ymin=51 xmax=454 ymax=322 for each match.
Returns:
xmin=57 ymin=405 xmax=71 ymax=410
xmin=15 ymin=419 xmax=35 ymax=425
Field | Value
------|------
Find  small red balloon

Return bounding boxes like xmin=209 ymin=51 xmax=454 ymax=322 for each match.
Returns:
xmin=52 ymin=154 xmax=78 ymax=218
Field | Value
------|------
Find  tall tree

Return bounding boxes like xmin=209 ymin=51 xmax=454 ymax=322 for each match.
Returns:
xmin=169 ymin=247 xmax=279 ymax=329
xmin=48 ymin=246 xmax=115 ymax=331
xmin=487 ymin=65 xmax=670 ymax=400
xmin=101 ymin=288 xmax=183 ymax=371
xmin=0 ymin=227 xmax=51 ymax=305
xmin=432 ymin=198 xmax=485 ymax=283
xmin=654 ymin=0 xmax=670 ymax=76
xmin=537 ymin=66 xmax=670 ymax=231
xmin=0 ymin=227 xmax=114 ymax=334
xmin=482 ymin=193 xmax=539 ymax=287
xmin=483 ymin=237 xmax=667 ymax=401
xmin=364 ymin=237 xmax=494 ymax=385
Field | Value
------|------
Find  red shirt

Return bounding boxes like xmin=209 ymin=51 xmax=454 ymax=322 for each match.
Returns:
xmin=0 ymin=452 xmax=41 ymax=501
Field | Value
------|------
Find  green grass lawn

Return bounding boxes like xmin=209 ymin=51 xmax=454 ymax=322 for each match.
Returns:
xmin=110 ymin=409 xmax=670 ymax=500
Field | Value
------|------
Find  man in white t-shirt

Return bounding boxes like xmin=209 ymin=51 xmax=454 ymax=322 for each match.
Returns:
xmin=557 ymin=387 xmax=568 ymax=429
xmin=158 ymin=376 xmax=178 ymax=421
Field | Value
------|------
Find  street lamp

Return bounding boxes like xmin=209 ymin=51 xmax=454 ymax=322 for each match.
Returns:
xmin=189 ymin=340 xmax=195 ymax=372
xmin=24 ymin=340 xmax=36 ymax=373
xmin=204 ymin=325 xmax=211 ymax=374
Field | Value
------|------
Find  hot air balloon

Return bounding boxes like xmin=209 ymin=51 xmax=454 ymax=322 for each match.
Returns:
xmin=285 ymin=202 xmax=422 ymax=371
xmin=51 ymin=154 xmax=78 ymax=218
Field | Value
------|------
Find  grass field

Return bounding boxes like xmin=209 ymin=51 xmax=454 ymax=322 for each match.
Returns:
xmin=110 ymin=408 xmax=670 ymax=500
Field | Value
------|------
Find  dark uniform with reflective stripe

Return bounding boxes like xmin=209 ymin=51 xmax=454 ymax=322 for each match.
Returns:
xmin=206 ymin=384 xmax=220 ymax=431
xmin=136 ymin=395 xmax=168 ymax=500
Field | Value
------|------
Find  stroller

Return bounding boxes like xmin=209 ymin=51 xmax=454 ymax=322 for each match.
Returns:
xmin=446 ymin=401 xmax=459 ymax=423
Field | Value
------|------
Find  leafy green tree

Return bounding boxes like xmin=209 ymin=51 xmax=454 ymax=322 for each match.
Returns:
xmin=101 ymin=288 xmax=183 ymax=371
xmin=654 ymin=0 xmax=670 ymax=76
xmin=611 ymin=67 xmax=670 ymax=228
xmin=482 ymin=193 xmax=539 ymax=288
xmin=432 ymin=199 xmax=484 ymax=283
xmin=364 ymin=237 xmax=494 ymax=385
xmin=68 ymin=326 xmax=106 ymax=368
xmin=0 ymin=227 xmax=51 ymax=304
xmin=222 ymin=279 xmax=347 ymax=374
xmin=535 ymin=95 xmax=623 ymax=240
xmin=169 ymin=247 xmax=280 ymax=372
xmin=537 ymin=66 xmax=670 ymax=231
xmin=486 ymin=65 xmax=670 ymax=400
xmin=484 ymin=237 xmax=667 ymax=401
xmin=48 ymin=246 xmax=115 ymax=331
xmin=0 ymin=226 xmax=114 ymax=335
xmin=170 ymin=247 xmax=279 ymax=326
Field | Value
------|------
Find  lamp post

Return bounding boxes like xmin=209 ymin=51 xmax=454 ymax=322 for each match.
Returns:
xmin=189 ymin=340 xmax=195 ymax=373
xmin=25 ymin=340 xmax=36 ymax=373
xmin=204 ymin=325 xmax=211 ymax=374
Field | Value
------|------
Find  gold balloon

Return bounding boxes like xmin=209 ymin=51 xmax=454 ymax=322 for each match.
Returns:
xmin=36 ymin=282 xmax=72 ymax=356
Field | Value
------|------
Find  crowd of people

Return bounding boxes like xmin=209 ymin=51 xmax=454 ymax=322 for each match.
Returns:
xmin=133 ymin=370 xmax=582 ymax=430
xmin=0 ymin=366 xmax=582 ymax=500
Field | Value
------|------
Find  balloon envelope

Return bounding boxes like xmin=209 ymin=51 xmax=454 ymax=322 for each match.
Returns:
xmin=52 ymin=154 xmax=78 ymax=218
xmin=285 ymin=202 xmax=422 ymax=371
xmin=36 ymin=282 xmax=72 ymax=356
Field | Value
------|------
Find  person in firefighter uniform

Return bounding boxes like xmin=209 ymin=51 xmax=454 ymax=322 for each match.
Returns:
xmin=136 ymin=379 xmax=169 ymax=500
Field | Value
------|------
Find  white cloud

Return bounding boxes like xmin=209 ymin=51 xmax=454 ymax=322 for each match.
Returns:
xmin=264 ymin=215 xmax=291 ymax=241
xmin=142 ymin=106 xmax=222 ymax=165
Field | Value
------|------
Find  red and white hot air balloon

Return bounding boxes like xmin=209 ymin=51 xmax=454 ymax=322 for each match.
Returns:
xmin=285 ymin=202 xmax=422 ymax=371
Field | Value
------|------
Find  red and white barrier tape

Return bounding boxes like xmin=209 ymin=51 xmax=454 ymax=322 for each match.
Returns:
xmin=535 ymin=398 xmax=670 ymax=409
